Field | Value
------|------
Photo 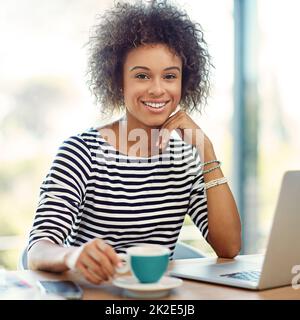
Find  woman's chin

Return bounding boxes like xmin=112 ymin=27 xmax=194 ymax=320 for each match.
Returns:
xmin=146 ymin=115 xmax=171 ymax=127
xmin=145 ymin=120 xmax=166 ymax=129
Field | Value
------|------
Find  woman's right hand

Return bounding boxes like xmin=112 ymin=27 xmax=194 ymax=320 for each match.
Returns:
xmin=64 ymin=239 xmax=122 ymax=284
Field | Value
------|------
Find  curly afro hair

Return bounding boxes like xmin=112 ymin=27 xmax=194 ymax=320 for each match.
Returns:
xmin=86 ymin=0 xmax=212 ymax=116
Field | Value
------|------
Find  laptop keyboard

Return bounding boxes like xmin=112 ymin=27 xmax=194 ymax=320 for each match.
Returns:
xmin=220 ymin=270 xmax=261 ymax=282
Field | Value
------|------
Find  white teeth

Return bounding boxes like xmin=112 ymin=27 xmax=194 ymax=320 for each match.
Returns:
xmin=143 ymin=102 xmax=166 ymax=108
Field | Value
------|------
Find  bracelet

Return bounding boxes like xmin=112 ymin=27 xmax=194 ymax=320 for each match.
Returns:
xmin=205 ymin=177 xmax=228 ymax=190
xmin=203 ymin=164 xmax=221 ymax=174
xmin=201 ymin=159 xmax=221 ymax=167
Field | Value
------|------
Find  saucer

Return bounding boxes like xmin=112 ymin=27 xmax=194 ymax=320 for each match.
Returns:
xmin=112 ymin=276 xmax=183 ymax=299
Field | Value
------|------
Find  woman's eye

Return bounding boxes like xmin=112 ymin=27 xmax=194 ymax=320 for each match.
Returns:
xmin=135 ymin=73 xmax=149 ymax=80
xmin=164 ymin=74 xmax=177 ymax=80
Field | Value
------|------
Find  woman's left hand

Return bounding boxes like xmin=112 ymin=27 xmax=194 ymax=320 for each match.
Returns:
xmin=158 ymin=110 xmax=210 ymax=150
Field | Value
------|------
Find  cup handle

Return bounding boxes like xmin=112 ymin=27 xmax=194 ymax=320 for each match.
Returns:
xmin=115 ymin=253 xmax=129 ymax=274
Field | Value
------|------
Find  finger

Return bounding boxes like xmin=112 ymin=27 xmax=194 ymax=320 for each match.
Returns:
xmin=95 ymin=238 xmax=108 ymax=252
xmin=80 ymin=252 xmax=109 ymax=280
xmin=89 ymin=267 xmax=110 ymax=283
xmin=160 ymin=112 xmax=184 ymax=139
xmin=77 ymin=261 xmax=104 ymax=285
xmin=96 ymin=240 xmax=121 ymax=271
xmin=157 ymin=127 xmax=173 ymax=148
xmin=103 ymin=245 xmax=123 ymax=269
xmin=86 ymin=247 xmax=114 ymax=279
xmin=96 ymin=252 xmax=115 ymax=278
xmin=163 ymin=109 xmax=182 ymax=127
xmin=160 ymin=123 xmax=181 ymax=149
xmin=162 ymin=112 xmax=188 ymax=141
xmin=87 ymin=244 xmax=103 ymax=263
xmin=94 ymin=240 xmax=116 ymax=277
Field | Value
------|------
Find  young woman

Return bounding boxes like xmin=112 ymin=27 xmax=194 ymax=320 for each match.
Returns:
xmin=27 ymin=1 xmax=241 ymax=285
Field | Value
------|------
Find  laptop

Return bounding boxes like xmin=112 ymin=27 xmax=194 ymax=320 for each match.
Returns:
xmin=170 ymin=171 xmax=300 ymax=290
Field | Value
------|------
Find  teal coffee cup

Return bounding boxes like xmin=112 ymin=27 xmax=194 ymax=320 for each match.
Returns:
xmin=116 ymin=245 xmax=170 ymax=283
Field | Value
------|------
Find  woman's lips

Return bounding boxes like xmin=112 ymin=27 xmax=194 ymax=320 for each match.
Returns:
xmin=142 ymin=101 xmax=169 ymax=114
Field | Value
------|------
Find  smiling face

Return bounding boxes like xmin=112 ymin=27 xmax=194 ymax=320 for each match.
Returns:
xmin=122 ymin=44 xmax=182 ymax=130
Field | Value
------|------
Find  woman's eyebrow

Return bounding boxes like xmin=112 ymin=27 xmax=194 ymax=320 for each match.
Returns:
xmin=129 ymin=66 xmax=181 ymax=72
xmin=164 ymin=66 xmax=181 ymax=72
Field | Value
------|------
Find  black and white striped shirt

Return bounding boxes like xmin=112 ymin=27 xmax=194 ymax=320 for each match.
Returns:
xmin=28 ymin=128 xmax=208 ymax=258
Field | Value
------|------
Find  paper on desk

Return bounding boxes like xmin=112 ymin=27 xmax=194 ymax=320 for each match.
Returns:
xmin=0 ymin=270 xmax=35 ymax=299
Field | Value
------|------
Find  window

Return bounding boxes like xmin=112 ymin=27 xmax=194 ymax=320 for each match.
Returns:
xmin=0 ymin=0 xmax=112 ymax=268
xmin=177 ymin=0 xmax=234 ymax=256
xmin=255 ymin=0 xmax=300 ymax=252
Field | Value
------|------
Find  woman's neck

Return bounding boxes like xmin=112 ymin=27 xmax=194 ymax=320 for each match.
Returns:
xmin=116 ymin=113 xmax=161 ymax=157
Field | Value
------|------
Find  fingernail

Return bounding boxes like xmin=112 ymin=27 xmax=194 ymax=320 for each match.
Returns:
xmin=117 ymin=262 xmax=123 ymax=268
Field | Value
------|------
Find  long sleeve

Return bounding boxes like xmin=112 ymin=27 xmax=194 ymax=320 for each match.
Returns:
xmin=28 ymin=135 xmax=93 ymax=250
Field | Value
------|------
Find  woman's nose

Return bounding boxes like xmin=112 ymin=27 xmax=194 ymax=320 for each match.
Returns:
xmin=147 ymin=79 xmax=166 ymax=96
